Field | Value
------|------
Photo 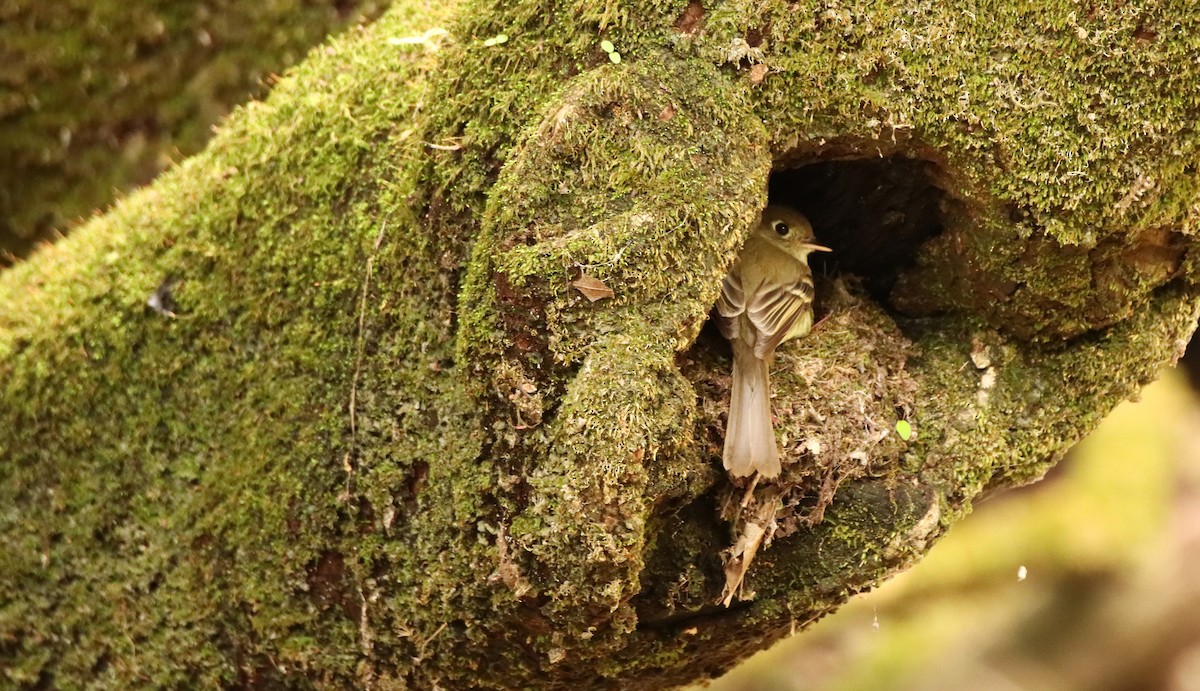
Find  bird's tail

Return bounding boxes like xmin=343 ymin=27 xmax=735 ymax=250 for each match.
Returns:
xmin=723 ymin=340 xmax=780 ymax=478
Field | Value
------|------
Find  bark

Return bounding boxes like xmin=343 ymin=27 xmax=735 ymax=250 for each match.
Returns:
xmin=0 ymin=0 xmax=388 ymax=262
xmin=2 ymin=0 xmax=1199 ymax=688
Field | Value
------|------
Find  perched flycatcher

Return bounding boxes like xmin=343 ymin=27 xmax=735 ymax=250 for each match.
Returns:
xmin=715 ymin=206 xmax=830 ymax=478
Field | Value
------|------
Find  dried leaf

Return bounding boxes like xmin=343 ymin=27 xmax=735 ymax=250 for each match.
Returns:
xmin=720 ymin=520 xmax=766 ymax=607
xmin=570 ymin=273 xmax=614 ymax=302
xmin=720 ymin=494 xmax=780 ymax=606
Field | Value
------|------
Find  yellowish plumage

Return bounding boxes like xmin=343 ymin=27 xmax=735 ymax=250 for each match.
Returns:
xmin=715 ymin=205 xmax=829 ymax=478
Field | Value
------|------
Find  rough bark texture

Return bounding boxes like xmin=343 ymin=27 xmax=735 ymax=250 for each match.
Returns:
xmin=2 ymin=0 xmax=1199 ymax=688
xmin=0 ymin=0 xmax=389 ymax=262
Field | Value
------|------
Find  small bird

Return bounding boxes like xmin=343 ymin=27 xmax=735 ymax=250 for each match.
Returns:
xmin=716 ymin=205 xmax=830 ymax=478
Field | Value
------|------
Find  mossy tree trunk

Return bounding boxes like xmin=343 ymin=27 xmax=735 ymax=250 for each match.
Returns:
xmin=2 ymin=1 xmax=1199 ymax=688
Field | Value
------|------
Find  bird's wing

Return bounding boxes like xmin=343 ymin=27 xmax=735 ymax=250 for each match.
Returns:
xmin=715 ymin=268 xmax=745 ymax=341
xmin=746 ymin=273 xmax=815 ymax=359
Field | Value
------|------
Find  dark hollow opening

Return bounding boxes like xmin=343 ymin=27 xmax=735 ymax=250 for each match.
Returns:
xmin=768 ymin=156 xmax=946 ymax=302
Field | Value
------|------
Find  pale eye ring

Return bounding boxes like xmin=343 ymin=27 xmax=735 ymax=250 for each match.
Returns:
xmin=773 ymin=221 xmax=790 ymax=237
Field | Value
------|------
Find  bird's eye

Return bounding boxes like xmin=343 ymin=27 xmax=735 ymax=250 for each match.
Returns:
xmin=773 ymin=221 xmax=790 ymax=237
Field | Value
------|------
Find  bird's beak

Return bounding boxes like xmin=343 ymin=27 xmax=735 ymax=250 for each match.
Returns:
xmin=802 ymin=243 xmax=832 ymax=252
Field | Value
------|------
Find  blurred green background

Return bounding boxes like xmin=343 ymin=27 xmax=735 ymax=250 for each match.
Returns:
xmin=710 ymin=368 xmax=1200 ymax=691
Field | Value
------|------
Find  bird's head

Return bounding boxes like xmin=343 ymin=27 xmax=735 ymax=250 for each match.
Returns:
xmin=755 ymin=205 xmax=831 ymax=261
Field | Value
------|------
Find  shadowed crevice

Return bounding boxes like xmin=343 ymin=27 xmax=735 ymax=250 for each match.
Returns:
xmin=769 ymin=157 xmax=947 ymax=301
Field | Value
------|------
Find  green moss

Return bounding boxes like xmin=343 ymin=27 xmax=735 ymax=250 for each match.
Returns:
xmin=1 ymin=4 xmax=456 ymax=686
xmin=3 ymin=0 xmax=1200 ymax=689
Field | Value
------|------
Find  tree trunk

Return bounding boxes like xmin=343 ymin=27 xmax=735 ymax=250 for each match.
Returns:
xmin=2 ymin=1 xmax=1198 ymax=688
